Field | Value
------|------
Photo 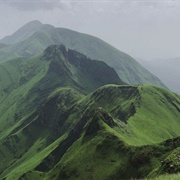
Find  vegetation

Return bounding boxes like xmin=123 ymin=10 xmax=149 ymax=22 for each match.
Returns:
xmin=2 ymin=83 xmax=179 ymax=180
xmin=0 ymin=43 xmax=179 ymax=179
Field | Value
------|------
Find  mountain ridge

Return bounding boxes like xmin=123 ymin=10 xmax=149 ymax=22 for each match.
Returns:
xmin=0 ymin=21 xmax=166 ymax=88
xmin=1 ymin=83 xmax=180 ymax=179
xmin=0 ymin=22 xmax=179 ymax=180
xmin=0 ymin=44 xmax=124 ymax=133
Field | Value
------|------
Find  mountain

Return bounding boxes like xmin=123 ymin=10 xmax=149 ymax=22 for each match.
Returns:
xmin=138 ymin=58 xmax=180 ymax=93
xmin=0 ymin=20 xmax=54 ymax=44
xmin=0 ymin=21 xmax=165 ymax=87
xmin=0 ymin=23 xmax=179 ymax=180
xmin=0 ymin=45 xmax=179 ymax=179
xmin=0 ymin=81 xmax=180 ymax=179
xmin=0 ymin=44 xmax=124 ymax=134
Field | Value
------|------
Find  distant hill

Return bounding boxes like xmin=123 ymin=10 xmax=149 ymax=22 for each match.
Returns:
xmin=0 ymin=21 xmax=166 ymax=87
xmin=138 ymin=58 xmax=180 ymax=93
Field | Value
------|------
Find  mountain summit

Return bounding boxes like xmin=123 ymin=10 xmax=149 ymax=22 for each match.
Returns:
xmin=0 ymin=20 xmax=53 ymax=44
xmin=0 ymin=20 xmax=166 ymax=88
xmin=41 ymin=44 xmax=124 ymax=93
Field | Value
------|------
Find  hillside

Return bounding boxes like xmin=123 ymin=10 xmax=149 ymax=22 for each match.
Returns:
xmin=0 ymin=21 xmax=165 ymax=87
xmin=0 ymin=83 xmax=180 ymax=179
xmin=0 ymin=44 xmax=179 ymax=179
xmin=138 ymin=58 xmax=180 ymax=94
xmin=0 ymin=23 xmax=179 ymax=180
xmin=0 ymin=44 xmax=123 ymax=135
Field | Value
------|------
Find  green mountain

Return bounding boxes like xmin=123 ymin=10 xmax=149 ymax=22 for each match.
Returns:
xmin=0 ymin=44 xmax=123 ymax=132
xmin=0 ymin=45 xmax=179 ymax=179
xmin=0 ymin=21 xmax=165 ymax=87
xmin=0 ymin=84 xmax=180 ymax=179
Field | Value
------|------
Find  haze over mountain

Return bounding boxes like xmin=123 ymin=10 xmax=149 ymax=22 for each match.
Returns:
xmin=138 ymin=58 xmax=180 ymax=93
xmin=1 ymin=1 xmax=180 ymax=60
xmin=0 ymin=44 xmax=180 ymax=180
xmin=0 ymin=20 xmax=166 ymax=88
xmin=0 ymin=20 xmax=52 ymax=44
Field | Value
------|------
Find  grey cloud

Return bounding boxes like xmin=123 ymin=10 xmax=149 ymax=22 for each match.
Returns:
xmin=138 ymin=1 xmax=177 ymax=8
xmin=2 ymin=0 xmax=177 ymax=12
xmin=1 ymin=0 xmax=69 ymax=11
xmin=0 ymin=0 xmax=180 ymax=60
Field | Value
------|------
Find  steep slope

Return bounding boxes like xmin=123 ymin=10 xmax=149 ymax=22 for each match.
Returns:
xmin=0 ymin=22 xmax=179 ymax=180
xmin=29 ymin=85 xmax=180 ymax=180
xmin=43 ymin=84 xmax=180 ymax=146
xmin=138 ymin=58 xmax=180 ymax=93
xmin=0 ymin=21 xmax=165 ymax=87
xmin=0 ymin=45 xmax=124 ymax=179
xmin=0 ymin=84 xmax=180 ymax=179
xmin=0 ymin=44 xmax=123 ymax=135
xmin=46 ymin=131 xmax=180 ymax=180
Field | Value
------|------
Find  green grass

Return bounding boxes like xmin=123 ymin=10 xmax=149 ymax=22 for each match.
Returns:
xmin=151 ymin=173 xmax=180 ymax=180
xmin=69 ymin=84 xmax=180 ymax=146
xmin=127 ymin=85 xmax=180 ymax=145
xmin=0 ymin=46 xmax=179 ymax=179
xmin=2 ymin=133 xmax=67 ymax=180
xmin=1 ymin=82 xmax=180 ymax=179
xmin=45 ymin=119 xmax=130 ymax=180
xmin=32 ymin=84 xmax=180 ymax=179
xmin=0 ymin=55 xmax=49 ymax=135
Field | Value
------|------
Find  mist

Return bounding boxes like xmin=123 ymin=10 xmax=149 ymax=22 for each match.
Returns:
xmin=0 ymin=0 xmax=180 ymax=60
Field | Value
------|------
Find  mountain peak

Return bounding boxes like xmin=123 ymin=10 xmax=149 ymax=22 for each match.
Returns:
xmin=24 ymin=20 xmax=42 ymax=26
xmin=44 ymin=45 xmax=68 ymax=61
xmin=0 ymin=21 xmax=166 ymax=88
xmin=0 ymin=20 xmax=44 ymax=44
xmin=42 ymin=44 xmax=124 ymax=93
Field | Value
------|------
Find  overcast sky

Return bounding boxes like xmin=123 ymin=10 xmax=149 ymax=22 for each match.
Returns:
xmin=0 ymin=0 xmax=180 ymax=60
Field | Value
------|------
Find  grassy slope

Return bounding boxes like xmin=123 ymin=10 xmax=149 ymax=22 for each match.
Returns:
xmin=0 ymin=45 xmax=179 ymax=180
xmin=3 ymin=84 xmax=179 ymax=180
xmin=0 ymin=55 xmax=49 ymax=134
xmin=47 ymin=124 xmax=180 ymax=180
xmin=0 ymin=55 xmax=52 ymax=179
xmin=0 ymin=45 xmax=122 ymax=135
xmin=68 ymin=84 xmax=180 ymax=145
xmin=0 ymin=87 xmax=83 ymax=180
xmin=45 ymin=85 xmax=180 ymax=180
xmin=0 ymin=46 xmax=125 ymax=179
xmin=128 ymin=85 xmax=180 ymax=145
xmin=0 ymin=25 xmax=165 ymax=87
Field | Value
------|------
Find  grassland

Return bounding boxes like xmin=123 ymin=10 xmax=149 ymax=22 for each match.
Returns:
xmin=0 ymin=45 xmax=179 ymax=179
